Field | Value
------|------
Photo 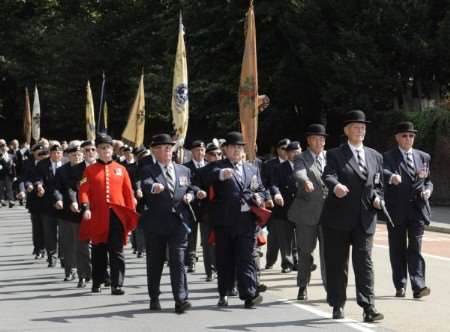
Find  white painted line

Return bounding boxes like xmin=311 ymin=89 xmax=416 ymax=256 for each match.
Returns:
xmin=277 ymin=298 xmax=377 ymax=332
xmin=374 ymin=244 xmax=450 ymax=262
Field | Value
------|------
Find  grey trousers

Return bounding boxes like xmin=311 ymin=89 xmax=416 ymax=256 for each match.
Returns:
xmin=199 ymin=222 xmax=216 ymax=277
xmin=296 ymin=223 xmax=326 ymax=289
xmin=59 ymin=219 xmax=91 ymax=278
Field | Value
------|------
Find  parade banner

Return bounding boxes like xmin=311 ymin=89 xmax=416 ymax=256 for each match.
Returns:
xmin=97 ymin=72 xmax=108 ymax=133
xmin=171 ymin=13 xmax=189 ymax=161
xmin=31 ymin=85 xmax=41 ymax=142
xmin=122 ymin=74 xmax=145 ymax=147
xmin=23 ymin=87 xmax=32 ymax=145
xmin=239 ymin=0 xmax=258 ymax=161
xmin=86 ymin=81 xmax=96 ymax=141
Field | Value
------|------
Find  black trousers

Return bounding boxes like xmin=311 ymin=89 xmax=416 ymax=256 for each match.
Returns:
xmin=0 ymin=177 xmax=14 ymax=202
xmin=200 ymin=221 xmax=216 ymax=277
xmin=145 ymin=223 xmax=189 ymax=302
xmin=322 ymin=224 xmax=375 ymax=309
xmin=30 ymin=212 xmax=45 ymax=254
xmin=91 ymin=212 xmax=124 ymax=288
xmin=387 ymin=220 xmax=426 ymax=292
xmin=41 ymin=214 xmax=58 ymax=258
xmin=186 ymin=220 xmax=199 ymax=265
xmin=215 ymin=212 xmax=258 ymax=300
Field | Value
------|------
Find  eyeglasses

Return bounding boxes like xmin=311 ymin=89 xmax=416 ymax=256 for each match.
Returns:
xmin=401 ymin=134 xmax=415 ymax=138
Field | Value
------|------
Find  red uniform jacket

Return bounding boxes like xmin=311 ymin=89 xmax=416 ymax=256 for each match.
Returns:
xmin=78 ymin=160 xmax=138 ymax=245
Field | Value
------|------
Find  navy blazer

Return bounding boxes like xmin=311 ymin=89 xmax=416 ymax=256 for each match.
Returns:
xmin=271 ymin=160 xmax=297 ymax=219
xmin=54 ymin=163 xmax=82 ymax=223
xmin=204 ymin=158 xmax=267 ymax=229
xmin=35 ymin=158 xmax=65 ymax=216
xmin=320 ymin=143 xmax=384 ymax=235
xmin=139 ymin=162 xmax=194 ymax=235
xmin=383 ymin=148 xmax=433 ymax=225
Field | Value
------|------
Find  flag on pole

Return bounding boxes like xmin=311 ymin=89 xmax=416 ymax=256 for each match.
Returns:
xmin=239 ymin=0 xmax=258 ymax=161
xmin=97 ymin=72 xmax=108 ymax=133
xmin=86 ymin=81 xmax=96 ymax=140
xmin=171 ymin=12 xmax=189 ymax=161
xmin=103 ymin=101 xmax=108 ymax=133
xmin=122 ymin=73 xmax=145 ymax=147
xmin=23 ymin=87 xmax=32 ymax=145
xmin=31 ymin=85 xmax=41 ymax=142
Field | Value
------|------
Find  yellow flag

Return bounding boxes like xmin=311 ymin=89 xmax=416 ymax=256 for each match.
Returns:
xmin=171 ymin=13 xmax=189 ymax=159
xmin=239 ymin=1 xmax=258 ymax=161
xmin=23 ymin=87 xmax=32 ymax=145
xmin=122 ymin=74 xmax=145 ymax=147
xmin=86 ymin=81 xmax=96 ymax=140
xmin=103 ymin=101 xmax=108 ymax=131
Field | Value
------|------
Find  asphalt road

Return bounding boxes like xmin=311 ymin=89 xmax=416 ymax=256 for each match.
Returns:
xmin=1 ymin=206 xmax=448 ymax=332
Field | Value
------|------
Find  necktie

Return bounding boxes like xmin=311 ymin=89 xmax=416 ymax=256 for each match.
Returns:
xmin=316 ymin=155 xmax=324 ymax=174
xmin=356 ymin=150 xmax=368 ymax=179
xmin=234 ymin=163 xmax=243 ymax=185
xmin=165 ymin=166 xmax=175 ymax=195
xmin=52 ymin=163 xmax=56 ymax=176
xmin=406 ymin=152 xmax=416 ymax=178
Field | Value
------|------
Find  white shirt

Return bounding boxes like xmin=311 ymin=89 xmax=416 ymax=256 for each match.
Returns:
xmin=347 ymin=142 xmax=366 ymax=165
xmin=398 ymin=147 xmax=414 ymax=164
xmin=193 ymin=159 xmax=205 ymax=169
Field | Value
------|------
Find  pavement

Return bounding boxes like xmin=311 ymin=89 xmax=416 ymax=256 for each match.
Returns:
xmin=1 ymin=206 xmax=449 ymax=332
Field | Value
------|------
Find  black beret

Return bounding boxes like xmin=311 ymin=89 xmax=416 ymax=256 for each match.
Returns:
xmin=277 ymin=138 xmax=291 ymax=149
xmin=50 ymin=144 xmax=62 ymax=152
xmin=81 ymin=140 xmax=95 ymax=148
xmin=31 ymin=143 xmax=44 ymax=152
xmin=191 ymin=140 xmax=205 ymax=149
xmin=285 ymin=141 xmax=301 ymax=151
xmin=206 ymin=142 xmax=221 ymax=153
xmin=95 ymin=134 xmax=113 ymax=146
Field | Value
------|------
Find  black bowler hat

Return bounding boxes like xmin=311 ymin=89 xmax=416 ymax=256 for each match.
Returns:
xmin=95 ymin=134 xmax=113 ymax=146
xmin=81 ymin=140 xmax=95 ymax=148
xmin=224 ymin=131 xmax=245 ymax=146
xmin=151 ymin=134 xmax=175 ymax=147
xmin=285 ymin=141 xmax=301 ymax=151
xmin=50 ymin=144 xmax=62 ymax=152
xmin=38 ymin=149 xmax=49 ymax=157
xmin=305 ymin=124 xmax=328 ymax=137
xmin=206 ymin=142 xmax=221 ymax=153
xmin=31 ymin=143 xmax=44 ymax=152
xmin=191 ymin=140 xmax=205 ymax=149
xmin=276 ymin=138 xmax=291 ymax=149
xmin=343 ymin=110 xmax=371 ymax=125
xmin=395 ymin=121 xmax=418 ymax=134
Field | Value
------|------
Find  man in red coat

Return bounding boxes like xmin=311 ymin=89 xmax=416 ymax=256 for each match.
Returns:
xmin=79 ymin=134 xmax=138 ymax=295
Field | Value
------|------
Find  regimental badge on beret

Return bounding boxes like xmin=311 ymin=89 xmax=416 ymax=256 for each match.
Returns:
xmin=114 ymin=168 xmax=123 ymax=176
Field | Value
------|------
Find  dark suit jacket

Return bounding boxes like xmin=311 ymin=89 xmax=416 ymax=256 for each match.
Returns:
xmin=261 ymin=157 xmax=281 ymax=190
xmin=54 ymin=163 xmax=82 ymax=223
xmin=19 ymin=157 xmax=46 ymax=213
xmin=320 ymin=143 xmax=383 ymax=235
xmin=35 ymin=158 xmax=65 ymax=217
xmin=139 ymin=162 xmax=194 ymax=235
xmin=203 ymin=158 xmax=267 ymax=230
xmin=383 ymin=148 xmax=433 ymax=225
xmin=183 ymin=159 xmax=206 ymax=218
xmin=270 ymin=161 xmax=297 ymax=219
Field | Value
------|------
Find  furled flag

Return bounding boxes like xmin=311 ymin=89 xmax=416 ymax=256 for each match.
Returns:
xmin=171 ymin=12 xmax=189 ymax=161
xmin=97 ymin=72 xmax=108 ymax=134
xmin=23 ymin=87 xmax=32 ymax=145
xmin=122 ymin=73 xmax=145 ymax=147
xmin=239 ymin=0 xmax=259 ymax=161
xmin=31 ymin=85 xmax=41 ymax=142
xmin=85 ymin=81 xmax=96 ymax=140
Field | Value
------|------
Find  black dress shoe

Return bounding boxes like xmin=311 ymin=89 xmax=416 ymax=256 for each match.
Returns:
xmin=217 ymin=296 xmax=228 ymax=307
xmin=281 ymin=267 xmax=292 ymax=273
xmin=187 ymin=264 xmax=196 ymax=273
xmin=395 ymin=287 xmax=406 ymax=297
xmin=9 ymin=201 xmax=14 ymax=208
xmin=363 ymin=307 xmax=384 ymax=322
xmin=150 ymin=299 xmax=162 ymax=311
xmin=310 ymin=263 xmax=317 ymax=272
xmin=257 ymin=284 xmax=267 ymax=293
xmin=77 ymin=278 xmax=87 ymax=288
xmin=137 ymin=251 xmax=143 ymax=258
xmin=332 ymin=306 xmax=344 ymax=319
xmin=47 ymin=257 xmax=57 ymax=268
xmin=265 ymin=264 xmax=273 ymax=270
xmin=64 ymin=272 xmax=76 ymax=281
xmin=244 ymin=295 xmax=263 ymax=308
xmin=91 ymin=285 xmax=101 ymax=293
xmin=103 ymin=278 xmax=111 ymax=287
xmin=175 ymin=300 xmax=192 ymax=314
xmin=206 ymin=274 xmax=213 ymax=282
xmin=413 ymin=287 xmax=431 ymax=299
xmin=111 ymin=286 xmax=125 ymax=295
xmin=228 ymin=288 xmax=238 ymax=297
xmin=297 ymin=287 xmax=307 ymax=300
xmin=292 ymin=264 xmax=298 ymax=271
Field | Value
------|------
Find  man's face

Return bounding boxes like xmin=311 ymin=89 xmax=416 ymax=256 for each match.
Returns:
xmin=287 ymin=149 xmax=301 ymax=161
xmin=307 ymin=135 xmax=326 ymax=154
xmin=395 ymin=132 xmax=415 ymax=150
xmin=0 ymin=140 xmax=6 ymax=152
xmin=277 ymin=147 xmax=287 ymax=159
xmin=83 ymin=145 xmax=97 ymax=162
xmin=50 ymin=150 xmax=63 ymax=162
xmin=224 ymin=144 xmax=244 ymax=163
xmin=153 ymin=144 xmax=173 ymax=164
xmin=191 ymin=147 xmax=206 ymax=162
xmin=344 ymin=123 xmax=366 ymax=144
xmin=97 ymin=144 xmax=113 ymax=161
xmin=124 ymin=151 xmax=134 ymax=161
xmin=205 ymin=149 xmax=222 ymax=162
xmin=69 ymin=151 xmax=83 ymax=165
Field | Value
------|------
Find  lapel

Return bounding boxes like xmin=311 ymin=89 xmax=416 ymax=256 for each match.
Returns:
xmin=173 ymin=163 xmax=180 ymax=195
xmin=225 ymin=159 xmax=244 ymax=191
xmin=342 ymin=144 xmax=365 ymax=180
xmin=396 ymin=148 xmax=415 ymax=180
xmin=305 ymin=150 xmax=322 ymax=183
xmin=412 ymin=149 xmax=423 ymax=174
xmin=150 ymin=162 xmax=168 ymax=188
xmin=363 ymin=147 xmax=375 ymax=185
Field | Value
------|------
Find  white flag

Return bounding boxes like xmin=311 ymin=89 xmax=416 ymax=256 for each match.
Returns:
xmin=32 ymin=85 xmax=41 ymax=142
